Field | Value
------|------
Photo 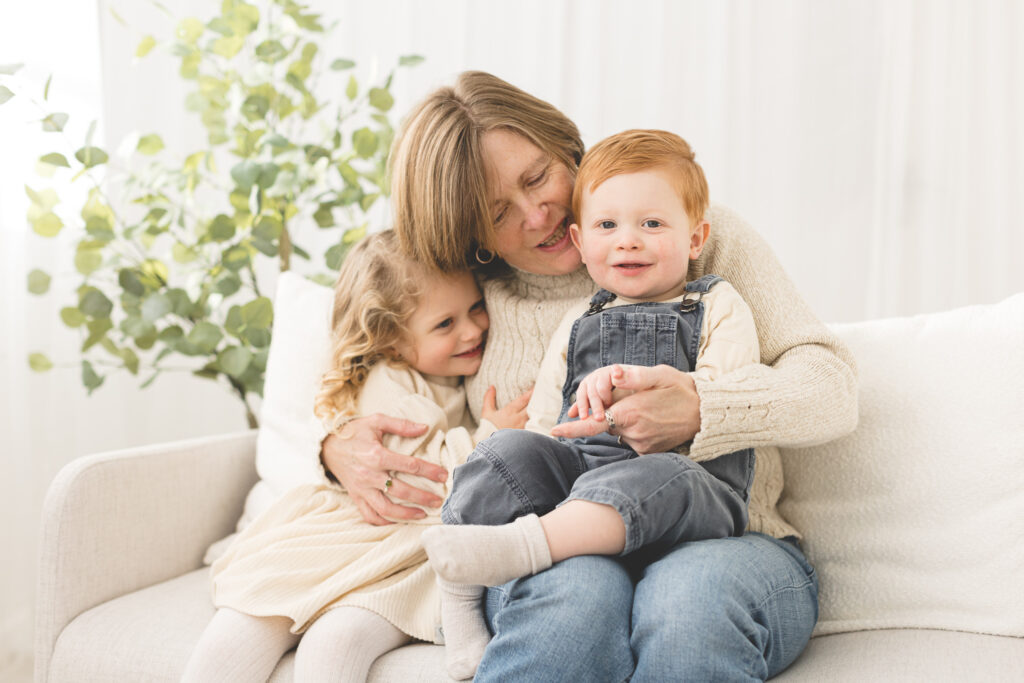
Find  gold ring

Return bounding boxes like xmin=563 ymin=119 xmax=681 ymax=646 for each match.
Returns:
xmin=605 ymin=410 xmax=617 ymax=433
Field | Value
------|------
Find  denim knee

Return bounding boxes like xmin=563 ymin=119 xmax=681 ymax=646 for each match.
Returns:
xmin=480 ymin=556 xmax=635 ymax=683
xmin=443 ymin=429 xmax=580 ymax=526
xmin=631 ymin=534 xmax=818 ymax=681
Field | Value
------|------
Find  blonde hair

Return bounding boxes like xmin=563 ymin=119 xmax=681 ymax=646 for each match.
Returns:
xmin=390 ymin=70 xmax=585 ymax=272
xmin=572 ymin=129 xmax=709 ymax=229
xmin=314 ymin=230 xmax=423 ymax=431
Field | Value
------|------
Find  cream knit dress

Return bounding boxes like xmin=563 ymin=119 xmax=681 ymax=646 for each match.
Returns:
xmin=210 ymin=364 xmax=495 ymax=642
xmin=465 ymin=204 xmax=859 ymax=540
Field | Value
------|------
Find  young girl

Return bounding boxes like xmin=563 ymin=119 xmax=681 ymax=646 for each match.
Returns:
xmin=182 ymin=230 xmax=529 ymax=682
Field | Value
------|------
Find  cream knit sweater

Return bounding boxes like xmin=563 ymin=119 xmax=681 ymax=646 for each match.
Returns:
xmin=466 ymin=204 xmax=859 ymax=539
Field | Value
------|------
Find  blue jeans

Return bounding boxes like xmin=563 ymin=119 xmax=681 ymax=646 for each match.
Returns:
xmin=444 ymin=429 xmax=752 ymax=554
xmin=479 ymin=533 xmax=818 ymax=682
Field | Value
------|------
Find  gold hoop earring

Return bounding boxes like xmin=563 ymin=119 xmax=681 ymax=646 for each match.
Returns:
xmin=475 ymin=247 xmax=495 ymax=265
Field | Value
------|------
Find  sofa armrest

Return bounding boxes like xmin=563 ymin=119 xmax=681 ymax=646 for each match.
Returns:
xmin=35 ymin=430 xmax=258 ymax=683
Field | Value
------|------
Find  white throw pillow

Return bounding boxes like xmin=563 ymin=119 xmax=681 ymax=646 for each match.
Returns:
xmin=241 ymin=273 xmax=334 ymax=528
xmin=779 ymin=293 xmax=1024 ymax=637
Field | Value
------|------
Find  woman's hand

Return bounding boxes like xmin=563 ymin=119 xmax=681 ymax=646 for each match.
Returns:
xmin=550 ymin=364 xmax=701 ymax=454
xmin=481 ymin=385 xmax=533 ymax=430
xmin=321 ymin=414 xmax=447 ymax=525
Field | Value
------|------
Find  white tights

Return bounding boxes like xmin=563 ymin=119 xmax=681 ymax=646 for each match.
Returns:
xmin=182 ymin=606 xmax=411 ymax=682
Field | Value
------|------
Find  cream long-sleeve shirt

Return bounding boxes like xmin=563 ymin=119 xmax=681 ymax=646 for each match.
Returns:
xmin=525 ymin=282 xmax=760 ymax=438
xmin=467 ymin=204 xmax=859 ymax=539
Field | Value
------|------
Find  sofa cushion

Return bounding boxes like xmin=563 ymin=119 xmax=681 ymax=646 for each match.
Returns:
xmin=779 ymin=293 xmax=1024 ymax=637
xmin=49 ymin=568 xmax=1024 ymax=682
xmin=49 ymin=568 xmax=451 ymax=682
xmin=773 ymin=629 xmax=1024 ymax=682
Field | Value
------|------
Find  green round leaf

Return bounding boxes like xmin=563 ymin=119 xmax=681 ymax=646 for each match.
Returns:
xmin=31 ymin=212 xmax=64 ymax=237
xmin=81 ymin=360 xmax=104 ymax=393
xmin=345 ymin=75 xmax=358 ymax=101
xmin=139 ymin=259 xmax=169 ymax=288
xmin=80 ymin=289 xmax=113 ymax=318
xmin=172 ymin=243 xmax=198 ymax=263
xmin=223 ymin=245 xmax=251 ymax=271
xmin=209 ymin=214 xmax=236 ymax=241
xmin=177 ymin=17 xmax=205 ymax=43
xmin=368 ymin=87 xmax=394 ymax=112
xmin=255 ymin=40 xmax=287 ymax=63
xmin=352 ymin=127 xmax=378 ymax=158
xmin=27 ymin=269 xmax=51 ymax=294
xmin=42 ymin=113 xmax=69 ymax=132
xmin=60 ymin=307 xmax=86 ymax=328
xmin=137 ymin=134 xmax=164 ymax=155
xmin=39 ymin=152 xmax=69 ymax=168
xmin=136 ymin=35 xmax=157 ymax=58
xmin=399 ymin=55 xmax=425 ymax=67
xmin=75 ymin=146 xmax=109 ymax=168
xmin=241 ymin=297 xmax=273 ymax=329
xmin=256 ymin=163 xmax=280 ymax=189
xmin=231 ymin=161 xmax=260 ymax=191
xmin=74 ymin=245 xmax=103 ymax=275
xmin=241 ymin=95 xmax=270 ymax=121
xmin=141 ymin=293 xmax=172 ymax=322
xmin=218 ymin=346 xmax=252 ymax=378
xmin=28 ymin=353 xmax=53 ymax=372
xmin=0 ymin=86 xmax=13 ymax=106
xmin=330 ymin=58 xmax=355 ymax=71
xmin=118 ymin=269 xmax=146 ymax=296
xmin=215 ymin=273 xmax=242 ymax=296
xmin=121 ymin=348 xmax=140 ymax=374
xmin=242 ymin=327 xmax=271 ymax=348
xmin=188 ymin=321 xmax=223 ymax=353
xmin=253 ymin=214 xmax=282 ymax=241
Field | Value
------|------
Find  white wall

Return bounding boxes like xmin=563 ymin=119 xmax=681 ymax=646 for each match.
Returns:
xmin=2 ymin=0 xmax=1022 ymax=677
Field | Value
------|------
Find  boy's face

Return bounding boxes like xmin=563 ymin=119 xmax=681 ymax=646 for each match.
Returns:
xmin=570 ymin=169 xmax=709 ymax=301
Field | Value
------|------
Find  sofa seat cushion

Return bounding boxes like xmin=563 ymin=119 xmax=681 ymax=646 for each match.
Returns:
xmin=773 ymin=629 xmax=1024 ymax=682
xmin=49 ymin=568 xmax=450 ymax=682
xmin=48 ymin=569 xmax=1024 ymax=682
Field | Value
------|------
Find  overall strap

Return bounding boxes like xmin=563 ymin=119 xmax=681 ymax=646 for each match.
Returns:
xmin=585 ymin=288 xmax=618 ymax=316
xmin=680 ymin=274 xmax=723 ymax=311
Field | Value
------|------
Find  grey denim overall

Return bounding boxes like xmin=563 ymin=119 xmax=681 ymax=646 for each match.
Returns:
xmin=443 ymin=276 xmax=755 ymax=555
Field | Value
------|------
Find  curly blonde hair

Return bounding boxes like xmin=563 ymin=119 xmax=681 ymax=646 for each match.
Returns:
xmin=314 ymin=230 xmax=424 ymax=431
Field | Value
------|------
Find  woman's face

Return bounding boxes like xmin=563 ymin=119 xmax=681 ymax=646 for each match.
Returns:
xmin=480 ymin=129 xmax=582 ymax=276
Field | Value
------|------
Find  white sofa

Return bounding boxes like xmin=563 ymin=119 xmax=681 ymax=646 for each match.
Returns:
xmin=36 ymin=286 xmax=1024 ymax=682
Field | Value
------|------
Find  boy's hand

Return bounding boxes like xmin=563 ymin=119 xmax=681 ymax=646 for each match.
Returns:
xmin=567 ymin=364 xmax=632 ymax=423
xmin=482 ymin=385 xmax=533 ymax=430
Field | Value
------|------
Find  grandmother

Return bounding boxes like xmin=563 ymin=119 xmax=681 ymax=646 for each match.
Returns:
xmin=322 ymin=71 xmax=858 ymax=681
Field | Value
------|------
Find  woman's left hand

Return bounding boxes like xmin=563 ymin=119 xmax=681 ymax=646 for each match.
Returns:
xmin=550 ymin=364 xmax=701 ymax=454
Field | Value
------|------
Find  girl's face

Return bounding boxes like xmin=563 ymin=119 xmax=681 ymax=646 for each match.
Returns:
xmin=395 ymin=271 xmax=490 ymax=377
xmin=481 ymin=129 xmax=583 ymax=276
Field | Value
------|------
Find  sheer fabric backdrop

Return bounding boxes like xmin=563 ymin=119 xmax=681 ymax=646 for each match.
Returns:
xmin=1 ymin=0 xmax=1021 ymax=676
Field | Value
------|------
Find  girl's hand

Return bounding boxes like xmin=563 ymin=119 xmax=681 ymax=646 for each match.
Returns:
xmin=551 ymin=365 xmax=701 ymax=454
xmin=481 ymin=385 xmax=533 ymax=430
xmin=321 ymin=414 xmax=447 ymax=525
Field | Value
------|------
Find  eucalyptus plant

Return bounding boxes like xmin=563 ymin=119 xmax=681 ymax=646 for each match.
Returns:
xmin=8 ymin=0 xmax=422 ymax=427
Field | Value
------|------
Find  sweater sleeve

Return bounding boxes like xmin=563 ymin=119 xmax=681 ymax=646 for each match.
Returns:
xmin=688 ymin=206 xmax=859 ymax=460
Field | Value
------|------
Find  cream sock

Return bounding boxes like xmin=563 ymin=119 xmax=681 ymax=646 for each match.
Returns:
xmin=437 ymin=579 xmax=490 ymax=681
xmin=421 ymin=513 xmax=553 ymax=586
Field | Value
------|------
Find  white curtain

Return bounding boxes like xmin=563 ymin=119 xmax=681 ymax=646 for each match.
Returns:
xmin=2 ymin=0 xmax=1022 ymax=677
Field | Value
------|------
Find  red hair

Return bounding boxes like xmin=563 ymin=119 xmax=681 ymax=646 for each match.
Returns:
xmin=572 ymin=129 xmax=709 ymax=228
